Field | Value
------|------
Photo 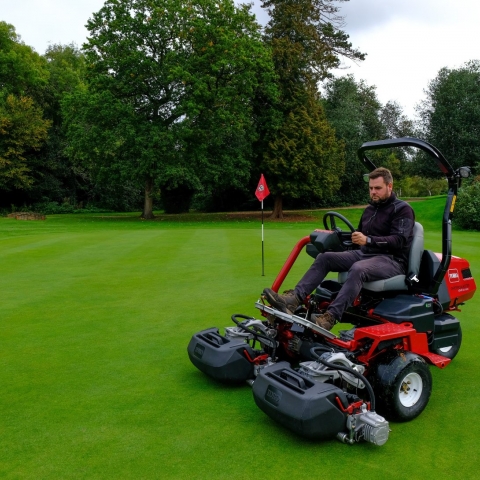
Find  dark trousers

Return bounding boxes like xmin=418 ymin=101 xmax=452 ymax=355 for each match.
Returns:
xmin=294 ymin=250 xmax=405 ymax=320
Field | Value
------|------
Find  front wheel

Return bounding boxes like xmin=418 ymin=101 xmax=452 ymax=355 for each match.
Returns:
xmin=371 ymin=353 xmax=432 ymax=422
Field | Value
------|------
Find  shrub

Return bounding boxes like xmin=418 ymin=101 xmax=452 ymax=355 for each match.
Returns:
xmin=32 ymin=201 xmax=112 ymax=215
xmin=397 ymin=176 xmax=448 ymax=197
xmin=454 ymin=181 xmax=480 ymax=230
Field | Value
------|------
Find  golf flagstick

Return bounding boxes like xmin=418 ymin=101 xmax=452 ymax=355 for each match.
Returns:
xmin=261 ymin=199 xmax=265 ymax=276
xmin=255 ymin=174 xmax=270 ymax=276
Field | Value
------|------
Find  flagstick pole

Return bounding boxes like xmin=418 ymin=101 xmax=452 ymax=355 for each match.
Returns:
xmin=261 ymin=200 xmax=265 ymax=276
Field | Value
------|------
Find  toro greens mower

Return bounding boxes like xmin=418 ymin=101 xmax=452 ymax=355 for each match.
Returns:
xmin=188 ymin=137 xmax=476 ymax=446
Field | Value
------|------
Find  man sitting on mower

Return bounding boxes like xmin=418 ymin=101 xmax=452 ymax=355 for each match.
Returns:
xmin=263 ymin=168 xmax=415 ymax=330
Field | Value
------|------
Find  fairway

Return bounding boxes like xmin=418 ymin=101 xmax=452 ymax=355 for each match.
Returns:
xmin=1 ymin=204 xmax=479 ymax=479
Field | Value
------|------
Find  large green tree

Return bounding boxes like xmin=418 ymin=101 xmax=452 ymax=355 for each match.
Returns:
xmin=164 ymin=0 xmax=277 ymax=213
xmin=262 ymin=0 xmax=364 ymax=101
xmin=259 ymin=0 xmax=364 ymax=216
xmin=0 ymin=22 xmax=49 ymax=101
xmin=418 ymin=60 xmax=480 ymax=175
xmin=0 ymin=22 xmax=51 ymax=199
xmin=64 ymin=0 xmax=274 ymax=218
xmin=0 ymin=94 xmax=51 ymax=191
xmin=323 ymin=76 xmax=414 ymax=205
xmin=380 ymin=100 xmax=415 ymax=141
xmin=26 ymin=44 xmax=93 ymax=208
xmin=264 ymin=92 xmax=344 ymax=216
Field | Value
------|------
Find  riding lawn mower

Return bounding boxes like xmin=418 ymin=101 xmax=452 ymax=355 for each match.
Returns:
xmin=188 ymin=137 xmax=476 ymax=446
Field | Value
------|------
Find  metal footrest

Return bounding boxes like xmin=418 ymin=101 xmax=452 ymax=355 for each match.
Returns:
xmin=254 ymin=300 xmax=337 ymax=340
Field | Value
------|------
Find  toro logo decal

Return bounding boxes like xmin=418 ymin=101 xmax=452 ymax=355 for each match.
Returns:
xmin=448 ymin=269 xmax=460 ymax=283
xmin=194 ymin=343 xmax=205 ymax=359
xmin=265 ymin=385 xmax=282 ymax=406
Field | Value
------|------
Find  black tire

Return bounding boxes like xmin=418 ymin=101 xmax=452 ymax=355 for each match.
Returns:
xmin=371 ymin=353 xmax=432 ymax=422
xmin=431 ymin=324 xmax=462 ymax=360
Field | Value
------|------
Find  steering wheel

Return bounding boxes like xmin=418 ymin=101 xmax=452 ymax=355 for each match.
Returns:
xmin=322 ymin=211 xmax=356 ymax=249
xmin=230 ymin=314 xmax=277 ymax=349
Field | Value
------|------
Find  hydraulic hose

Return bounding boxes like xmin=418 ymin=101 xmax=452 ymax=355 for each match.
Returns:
xmin=311 ymin=347 xmax=376 ymax=411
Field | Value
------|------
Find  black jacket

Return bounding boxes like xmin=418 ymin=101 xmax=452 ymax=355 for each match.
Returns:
xmin=358 ymin=193 xmax=415 ymax=269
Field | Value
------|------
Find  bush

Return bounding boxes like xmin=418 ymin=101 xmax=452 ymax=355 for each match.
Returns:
xmin=32 ymin=201 xmax=112 ymax=215
xmin=397 ymin=176 xmax=448 ymax=197
xmin=454 ymin=181 xmax=480 ymax=230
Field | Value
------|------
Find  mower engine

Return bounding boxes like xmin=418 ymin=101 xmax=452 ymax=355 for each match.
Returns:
xmin=339 ymin=408 xmax=390 ymax=446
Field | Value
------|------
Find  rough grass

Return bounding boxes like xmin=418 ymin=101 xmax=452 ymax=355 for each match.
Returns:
xmin=1 ymin=198 xmax=479 ymax=479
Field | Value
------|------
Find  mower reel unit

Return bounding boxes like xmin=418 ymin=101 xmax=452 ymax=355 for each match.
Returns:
xmin=188 ymin=137 xmax=476 ymax=446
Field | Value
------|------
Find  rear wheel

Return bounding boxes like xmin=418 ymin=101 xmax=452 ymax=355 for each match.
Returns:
xmin=372 ymin=353 xmax=432 ymax=421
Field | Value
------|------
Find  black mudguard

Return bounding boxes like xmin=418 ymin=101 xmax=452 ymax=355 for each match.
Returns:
xmin=252 ymin=362 xmax=348 ymax=440
xmin=187 ymin=327 xmax=255 ymax=384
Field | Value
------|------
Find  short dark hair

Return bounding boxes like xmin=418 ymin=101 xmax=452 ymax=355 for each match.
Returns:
xmin=369 ymin=167 xmax=393 ymax=185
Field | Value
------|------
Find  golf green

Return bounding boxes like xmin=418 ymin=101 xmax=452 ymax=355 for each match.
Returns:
xmin=1 ymin=203 xmax=478 ymax=479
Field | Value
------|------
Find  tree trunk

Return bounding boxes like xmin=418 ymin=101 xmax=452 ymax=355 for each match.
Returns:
xmin=142 ymin=177 xmax=155 ymax=219
xmin=270 ymin=194 xmax=284 ymax=219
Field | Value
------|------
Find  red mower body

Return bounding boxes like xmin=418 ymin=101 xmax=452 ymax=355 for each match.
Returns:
xmin=443 ymin=255 xmax=476 ymax=308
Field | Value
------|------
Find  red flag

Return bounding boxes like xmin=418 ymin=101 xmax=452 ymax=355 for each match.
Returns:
xmin=255 ymin=174 xmax=270 ymax=202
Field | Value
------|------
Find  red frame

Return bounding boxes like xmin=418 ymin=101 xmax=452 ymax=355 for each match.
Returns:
xmin=267 ymin=235 xmax=456 ymax=369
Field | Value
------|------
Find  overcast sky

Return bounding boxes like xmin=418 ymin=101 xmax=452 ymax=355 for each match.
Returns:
xmin=3 ymin=0 xmax=479 ymax=118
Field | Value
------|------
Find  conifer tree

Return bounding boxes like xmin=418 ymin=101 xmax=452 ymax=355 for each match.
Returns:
xmin=259 ymin=0 xmax=364 ymax=217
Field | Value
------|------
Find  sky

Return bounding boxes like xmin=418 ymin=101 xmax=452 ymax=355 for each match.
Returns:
xmin=2 ymin=0 xmax=479 ymax=118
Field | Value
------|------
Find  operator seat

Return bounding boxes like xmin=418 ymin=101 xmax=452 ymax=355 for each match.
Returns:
xmin=338 ymin=222 xmax=424 ymax=292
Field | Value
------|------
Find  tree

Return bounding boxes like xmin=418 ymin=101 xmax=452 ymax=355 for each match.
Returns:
xmin=262 ymin=0 xmax=364 ymax=100
xmin=0 ymin=94 xmax=51 ymax=191
xmin=259 ymin=0 xmax=364 ymax=217
xmin=0 ymin=22 xmax=49 ymax=101
xmin=20 ymin=43 xmax=94 ymax=209
xmin=43 ymin=44 xmax=86 ymax=124
xmin=167 ymin=1 xmax=277 ymax=212
xmin=418 ymin=60 xmax=480 ymax=173
xmin=380 ymin=101 xmax=415 ymax=141
xmin=0 ymin=22 xmax=51 ymax=199
xmin=323 ymin=75 xmax=385 ymax=205
xmin=264 ymin=92 xmax=344 ymax=217
xmin=66 ymin=0 xmax=273 ymax=218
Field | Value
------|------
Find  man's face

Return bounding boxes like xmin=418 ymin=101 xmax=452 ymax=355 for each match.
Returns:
xmin=369 ymin=176 xmax=392 ymax=204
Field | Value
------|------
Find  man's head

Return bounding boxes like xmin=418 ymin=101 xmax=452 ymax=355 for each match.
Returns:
xmin=368 ymin=167 xmax=393 ymax=204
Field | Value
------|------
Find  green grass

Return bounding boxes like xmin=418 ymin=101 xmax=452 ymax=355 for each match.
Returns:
xmin=1 ymin=199 xmax=479 ymax=479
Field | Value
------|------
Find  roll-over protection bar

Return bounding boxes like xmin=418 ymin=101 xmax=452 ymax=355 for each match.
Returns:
xmin=357 ymin=137 xmax=465 ymax=295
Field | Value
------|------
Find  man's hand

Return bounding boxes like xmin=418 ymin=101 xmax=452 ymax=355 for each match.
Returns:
xmin=352 ymin=231 xmax=368 ymax=246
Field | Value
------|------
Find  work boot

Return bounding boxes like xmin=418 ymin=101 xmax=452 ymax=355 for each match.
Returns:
xmin=311 ymin=310 xmax=337 ymax=330
xmin=262 ymin=288 xmax=300 ymax=314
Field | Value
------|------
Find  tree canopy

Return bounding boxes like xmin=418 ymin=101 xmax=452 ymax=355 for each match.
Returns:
xmin=2 ymin=6 xmax=480 ymax=216
xmin=259 ymin=0 xmax=363 ymax=216
xmin=264 ymin=93 xmax=344 ymax=216
xmin=323 ymin=75 xmax=382 ymax=204
xmin=0 ymin=22 xmax=51 ymax=195
xmin=262 ymin=0 xmax=364 ymax=97
xmin=0 ymin=94 xmax=51 ymax=191
xmin=63 ymin=0 xmax=275 ymax=217
xmin=0 ymin=22 xmax=49 ymax=101
xmin=418 ymin=60 xmax=480 ymax=174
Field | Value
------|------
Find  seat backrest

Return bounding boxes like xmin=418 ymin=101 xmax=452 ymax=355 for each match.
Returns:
xmin=408 ymin=222 xmax=424 ymax=276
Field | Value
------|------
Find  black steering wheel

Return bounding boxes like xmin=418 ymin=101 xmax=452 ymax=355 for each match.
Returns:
xmin=322 ymin=211 xmax=356 ymax=249
xmin=231 ymin=314 xmax=276 ymax=349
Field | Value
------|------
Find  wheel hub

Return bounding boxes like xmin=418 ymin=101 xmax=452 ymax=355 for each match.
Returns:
xmin=398 ymin=372 xmax=423 ymax=407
